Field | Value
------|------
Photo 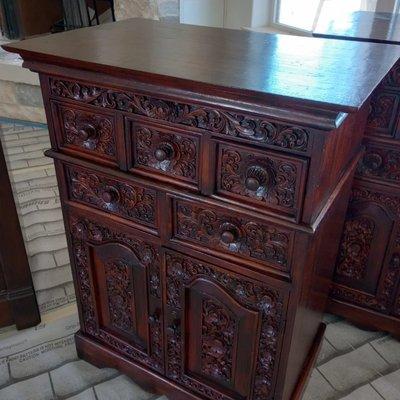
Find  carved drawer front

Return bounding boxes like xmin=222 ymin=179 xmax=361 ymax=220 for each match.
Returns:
xmin=49 ymin=77 xmax=312 ymax=155
xmin=164 ymin=249 xmax=288 ymax=400
xmin=356 ymin=139 xmax=400 ymax=185
xmin=216 ymin=142 xmax=308 ymax=220
xmin=332 ymin=184 xmax=400 ymax=316
xmin=170 ymin=196 xmax=294 ymax=274
xmin=128 ymin=120 xmax=201 ymax=188
xmin=63 ymin=163 xmax=158 ymax=230
xmin=52 ymin=101 xmax=119 ymax=166
xmin=366 ymin=88 xmax=400 ymax=140
xmin=67 ymin=211 xmax=164 ymax=373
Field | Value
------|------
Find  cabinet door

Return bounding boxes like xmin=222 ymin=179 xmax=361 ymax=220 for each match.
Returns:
xmin=68 ymin=211 xmax=164 ymax=373
xmin=332 ymin=184 xmax=400 ymax=315
xmin=164 ymin=250 xmax=288 ymax=400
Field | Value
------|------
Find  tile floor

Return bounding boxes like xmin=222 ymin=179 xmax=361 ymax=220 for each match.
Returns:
xmin=0 ymin=119 xmax=399 ymax=399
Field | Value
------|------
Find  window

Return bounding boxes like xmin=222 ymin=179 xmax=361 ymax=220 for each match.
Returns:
xmin=273 ymin=0 xmax=384 ymax=33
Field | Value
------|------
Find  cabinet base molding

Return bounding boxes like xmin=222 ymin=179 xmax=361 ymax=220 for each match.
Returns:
xmin=328 ymin=299 xmax=400 ymax=340
xmin=76 ymin=325 xmax=326 ymax=400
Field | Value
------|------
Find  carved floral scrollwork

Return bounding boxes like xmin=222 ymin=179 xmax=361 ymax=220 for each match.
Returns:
xmin=357 ymin=145 xmax=400 ymax=183
xmin=201 ymin=298 xmax=236 ymax=383
xmin=50 ymin=78 xmax=310 ymax=152
xmin=165 ymin=251 xmax=285 ymax=400
xmin=333 ymin=222 xmax=400 ymax=314
xmin=105 ymin=259 xmax=134 ymax=334
xmin=61 ymin=107 xmax=116 ymax=157
xmin=219 ymin=147 xmax=299 ymax=210
xmin=367 ymin=92 xmax=398 ymax=136
xmin=69 ymin=214 xmax=163 ymax=371
xmin=336 ymin=216 xmax=375 ymax=280
xmin=133 ymin=126 xmax=198 ymax=180
xmin=67 ymin=165 xmax=156 ymax=226
xmin=175 ymin=201 xmax=291 ymax=269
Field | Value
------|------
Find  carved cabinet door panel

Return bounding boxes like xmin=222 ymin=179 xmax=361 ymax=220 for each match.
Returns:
xmin=69 ymin=212 xmax=164 ymax=373
xmin=92 ymin=243 xmax=149 ymax=347
xmin=332 ymin=185 xmax=400 ymax=315
xmin=164 ymin=250 xmax=288 ymax=400
xmin=335 ymin=200 xmax=394 ymax=293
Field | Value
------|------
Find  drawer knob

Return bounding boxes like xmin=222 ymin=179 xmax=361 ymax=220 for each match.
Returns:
xmin=154 ymin=143 xmax=174 ymax=162
xmin=78 ymin=123 xmax=97 ymax=140
xmin=101 ymin=188 xmax=117 ymax=204
xmin=220 ymin=230 xmax=237 ymax=244
xmin=245 ymin=166 xmax=269 ymax=191
xmin=245 ymin=177 xmax=261 ymax=191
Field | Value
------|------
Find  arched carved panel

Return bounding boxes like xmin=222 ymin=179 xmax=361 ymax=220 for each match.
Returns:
xmin=335 ymin=199 xmax=393 ymax=293
xmin=69 ymin=212 xmax=164 ymax=373
xmin=165 ymin=250 xmax=287 ymax=400
xmin=332 ymin=186 xmax=400 ymax=315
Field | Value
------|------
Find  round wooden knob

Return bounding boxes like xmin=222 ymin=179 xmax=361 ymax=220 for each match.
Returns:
xmin=102 ymin=190 xmax=114 ymax=203
xmin=245 ymin=176 xmax=260 ymax=191
xmin=79 ymin=124 xmax=96 ymax=140
xmin=220 ymin=230 xmax=236 ymax=244
xmin=245 ymin=166 xmax=269 ymax=191
xmin=155 ymin=148 xmax=168 ymax=161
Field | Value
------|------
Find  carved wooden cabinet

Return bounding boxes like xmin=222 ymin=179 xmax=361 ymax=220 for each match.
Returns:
xmin=315 ymin=11 xmax=400 ymax=337
xmin=5 ymin=18 xmax=400 ymax=399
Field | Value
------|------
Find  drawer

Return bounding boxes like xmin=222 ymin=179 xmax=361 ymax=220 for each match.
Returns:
xmin=170 ymin=195 xmax=295 ymax=274
xmin=62 ymin=162 xmax=158 ymax=231
xmin=127 ymin=119 xmax=201 ymax=189
xmin=51 ymin=101 xmax=119 ymax=167
xmin=356 ymin=138 xmax=400 ymax=185
xmin=215 ymin=141 xmax=308 ymax=220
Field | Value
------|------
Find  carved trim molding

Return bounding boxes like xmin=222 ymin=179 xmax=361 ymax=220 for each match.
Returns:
xmin=50 ymin=78 xmax=310 ymax=152
xmin=165 ymin=251 xmax=286 ymax=400
xmin=357 ymin=144 xmax=400 ymax=184
xmin=69 ymin=214 xmax=163 ymax=371
xmin=350 ymin=187 xmax=400 ymax=219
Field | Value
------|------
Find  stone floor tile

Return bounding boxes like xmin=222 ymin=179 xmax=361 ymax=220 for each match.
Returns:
xmin=32 ymin=265 xmax=73 ymax=291
xmin=371 ymin=369 xmax=400 ymax=400
xmin=318 ymin=344 xmax=389 ymax=392
xmin=30 ymin=252 xmax=56 ymax=272
xmin=371 ymin=336 xmax=400 ymax=367
xmin=303 ymin=370 xmax=337 ymax=400
xmin=27 ymin=234 xmax=67 ymax=256
xmin=95 ymin=375 xmax=153 ymax=400
xmin=0 ymin=357 xmax=10 ymax=386
xmin=325 ymin=320 xmax=383 ymax=352
xmin=323 ymin=314 xmax=342 ymax=324
xmin=54 ymin=248 xmax=70 ymax=267
xmin=67 ymin=388 xmax=97 ymax=400
xmin=21 ymin=208 xmax=63 ymax=227
xmin=50 ymin=359 xmax=117 ymax=397
xmin=317 ymin=339 xmax=338 ymax=365
xmin=340 ymin=384 xmax=383 ymax=400
xmin=37 ymin=286 xmax=69 ymax=313
xmin=9 ymin=334 xmax=77 ymax=379
xmin=0 ymin=373 xmax=53 ymax=400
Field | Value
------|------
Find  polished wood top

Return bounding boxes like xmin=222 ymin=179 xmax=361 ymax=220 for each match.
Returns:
xmin=4 ymin=18 xmax=400 ymax=112
xmin=314 ymin=11 xmax=400 ymax=45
